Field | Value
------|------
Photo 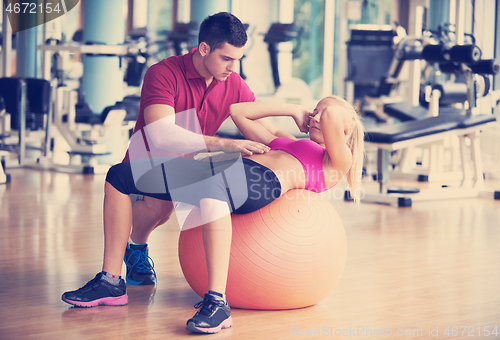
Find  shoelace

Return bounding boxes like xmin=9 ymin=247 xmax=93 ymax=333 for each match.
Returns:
xmin=193 ymin=298 xmax=226 ymax=316
xmin=125 ymin=249 xmax=157 ymax=278
xmin=76 ymin=274 xmax=102 ymax=292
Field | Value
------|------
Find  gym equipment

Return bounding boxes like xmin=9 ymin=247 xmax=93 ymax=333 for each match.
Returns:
xmin=52 ymin=85 xmax=133 ymax=174
xmin=356 ymin=45 xmax=500 ymax=206
xmin=346 ymin=25 xmax=397 ymax=101
xmin=0 ymin=77 xmax=53 ymax=169
xmin=262 ymin=23 xmax=313 ymax=105
xmin=353 ymin=113 xmax=499 ymax=207
xmin=239 ymin=24 xmax=252 ymax=80
xmin=36 ymin=42 xmax=138 ymax=173
xmin=344 ymin=24 xmax=428 ymax=123
xmin=359 ymin=19 xmax=500 ymax=189
xmin=0 ymin=155 xmax=9 ymax=184
xmin=165 ymin=22 xmax=199 ymax=57
xmin=122 ymin=22 xmax=200 ymax=89
xmin=350 ymin=22 xmax=494 ymax=123
xmin=127 ymin=22 xmax=199 ymax=73
xmin=0 ymin=97 xmax=10 ymax=184
xmin=123 ymin=28 xmax=149 ymax=88
xmin=264 ymin=23 xmax=301 ymax=90
xmin=178 ymin=190 xmax=347 ymax=310
xmin=0 ymin=75 xmax=131 ymax=174
xmin=421 ymin=43 xmax=481 ymax=64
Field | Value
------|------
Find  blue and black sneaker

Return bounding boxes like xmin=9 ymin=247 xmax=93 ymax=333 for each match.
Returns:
xmin=61 ymin=272 xmax=128 ymax=307
xmin=186 ymin=294 xmax=233 ymax=334
xmin=124 ymin=243 xmax=157 ymax=285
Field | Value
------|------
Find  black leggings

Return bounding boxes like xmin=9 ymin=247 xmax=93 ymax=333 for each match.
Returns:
xmin=106 ymin=157 xmax=282 ymax=214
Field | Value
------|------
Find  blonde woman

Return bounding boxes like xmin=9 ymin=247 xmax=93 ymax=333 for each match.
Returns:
xmin=61 ymin=95 xmax=364 ymax=334
xmin=229 ymin=95 xmax=365 ymax=202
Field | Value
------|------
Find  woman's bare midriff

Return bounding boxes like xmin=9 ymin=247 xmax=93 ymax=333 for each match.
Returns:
xmin=244 ymin=150 xmax=306 ymax=195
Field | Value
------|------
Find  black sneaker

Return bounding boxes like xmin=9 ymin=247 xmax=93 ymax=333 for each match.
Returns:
xmin=61 ymin=272 xmax=128 ymax=307
xmin=186 ymin=294 xmax=233 ymax=334
xmin=124 ymin=243 xmax=157 ymax=285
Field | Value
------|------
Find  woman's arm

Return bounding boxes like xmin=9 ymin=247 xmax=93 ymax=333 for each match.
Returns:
xmin=319 ymin=107 xmax=353 ymax=178
xmin=229 ymin=102 xmax=309 ymax=145
xmin=255 ymin=118 xmax=296 ymax=140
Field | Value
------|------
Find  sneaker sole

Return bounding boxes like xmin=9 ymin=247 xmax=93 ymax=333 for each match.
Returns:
xmin=125 ymin=277 xmax=156 ymax=285
xmin=186 ymin=316 xmax=233 ymax=334
xmin=62 ymin=294 xmax=128 ymax=308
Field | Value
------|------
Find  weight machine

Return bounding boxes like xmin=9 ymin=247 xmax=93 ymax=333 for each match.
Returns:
xmin=349 ymin=26 xmax=500 ymax=206
xmin=261 ymin=22 xmax=314 ymax=106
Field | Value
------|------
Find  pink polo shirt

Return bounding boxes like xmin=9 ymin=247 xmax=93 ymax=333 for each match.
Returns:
xmin=123 ymin=48 xmax=255 ymax=162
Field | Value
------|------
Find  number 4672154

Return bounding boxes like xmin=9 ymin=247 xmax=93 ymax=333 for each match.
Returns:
xmin=5 ymin=2 xmax=61 ymax=14
xmin=443 ymin=326 xmax=498 ymax=337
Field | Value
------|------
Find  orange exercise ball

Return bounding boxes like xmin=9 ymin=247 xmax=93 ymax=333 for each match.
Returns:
xmin=178 ymin=189 xmax=347 ymax=310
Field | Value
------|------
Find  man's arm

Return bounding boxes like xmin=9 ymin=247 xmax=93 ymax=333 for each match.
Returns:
xmin=144 ymin=104 xmax=270 ymax=155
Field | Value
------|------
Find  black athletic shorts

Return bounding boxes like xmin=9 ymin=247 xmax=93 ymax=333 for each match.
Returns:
xmin=106 ymin=157 xmax=282 ymax=214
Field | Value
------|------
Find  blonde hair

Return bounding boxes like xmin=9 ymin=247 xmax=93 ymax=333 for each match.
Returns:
xmin=325 ymin=95 xmax=365 ymax=204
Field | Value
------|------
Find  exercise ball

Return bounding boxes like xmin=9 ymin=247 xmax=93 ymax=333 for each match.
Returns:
xmin=178 ymin=189 xmax=347 ymax=310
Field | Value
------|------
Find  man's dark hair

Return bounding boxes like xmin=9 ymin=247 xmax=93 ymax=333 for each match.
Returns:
xmin=198 ymin=12 xmax=247 ymax=52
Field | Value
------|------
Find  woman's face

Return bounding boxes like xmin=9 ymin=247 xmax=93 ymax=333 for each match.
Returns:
xmin=308 ymin=97 xmax=336 ymax=145
xmin=309 ymin=97 xmax=355 ymax=145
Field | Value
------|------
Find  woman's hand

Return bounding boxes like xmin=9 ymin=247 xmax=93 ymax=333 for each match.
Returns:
xmin=293 ymin=106 xmax=311 ymax=133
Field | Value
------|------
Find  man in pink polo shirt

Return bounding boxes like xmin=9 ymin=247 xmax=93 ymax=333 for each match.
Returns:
xmin=61 ymin=12 xmax=281 ymax=334
xmin=119 ymin=12 xmax=268 ymax=286
xmin=61 ymin=11 xmax=268 ymax=298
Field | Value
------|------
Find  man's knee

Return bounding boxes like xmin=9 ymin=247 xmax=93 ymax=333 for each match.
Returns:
xmin=144 ymin=196 xmax=175 ymax=218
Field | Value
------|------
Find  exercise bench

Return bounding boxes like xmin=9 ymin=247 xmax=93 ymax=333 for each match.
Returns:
xmin=352 ymin=113 xmax=499 ymax=207
xmin=0 ymin=77 xmax=53 ymax=172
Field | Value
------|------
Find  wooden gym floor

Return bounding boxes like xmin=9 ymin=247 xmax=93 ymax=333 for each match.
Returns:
xmin=1 ymin=168 xmax=499 ymax=340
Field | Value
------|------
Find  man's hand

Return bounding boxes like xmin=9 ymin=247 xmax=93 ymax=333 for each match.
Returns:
xmin=292 ymin=107 xmax=311 ymax=134
xmin=218 ymin=139 xmax=271 ymax=156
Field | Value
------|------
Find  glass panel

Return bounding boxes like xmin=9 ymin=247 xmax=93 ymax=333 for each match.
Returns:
xmin=292 ymin=0 xmax=391 ymax=99
xmin=293 ymin=0 xmax=325 ymax=99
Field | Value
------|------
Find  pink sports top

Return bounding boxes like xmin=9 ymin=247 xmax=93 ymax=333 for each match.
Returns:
xmin=268 ymin=137 xmax=333 ymax=193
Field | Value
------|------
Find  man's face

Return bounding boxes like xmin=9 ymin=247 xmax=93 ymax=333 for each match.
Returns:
xmin=201 ymin=42 xmax=245 ymax=82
